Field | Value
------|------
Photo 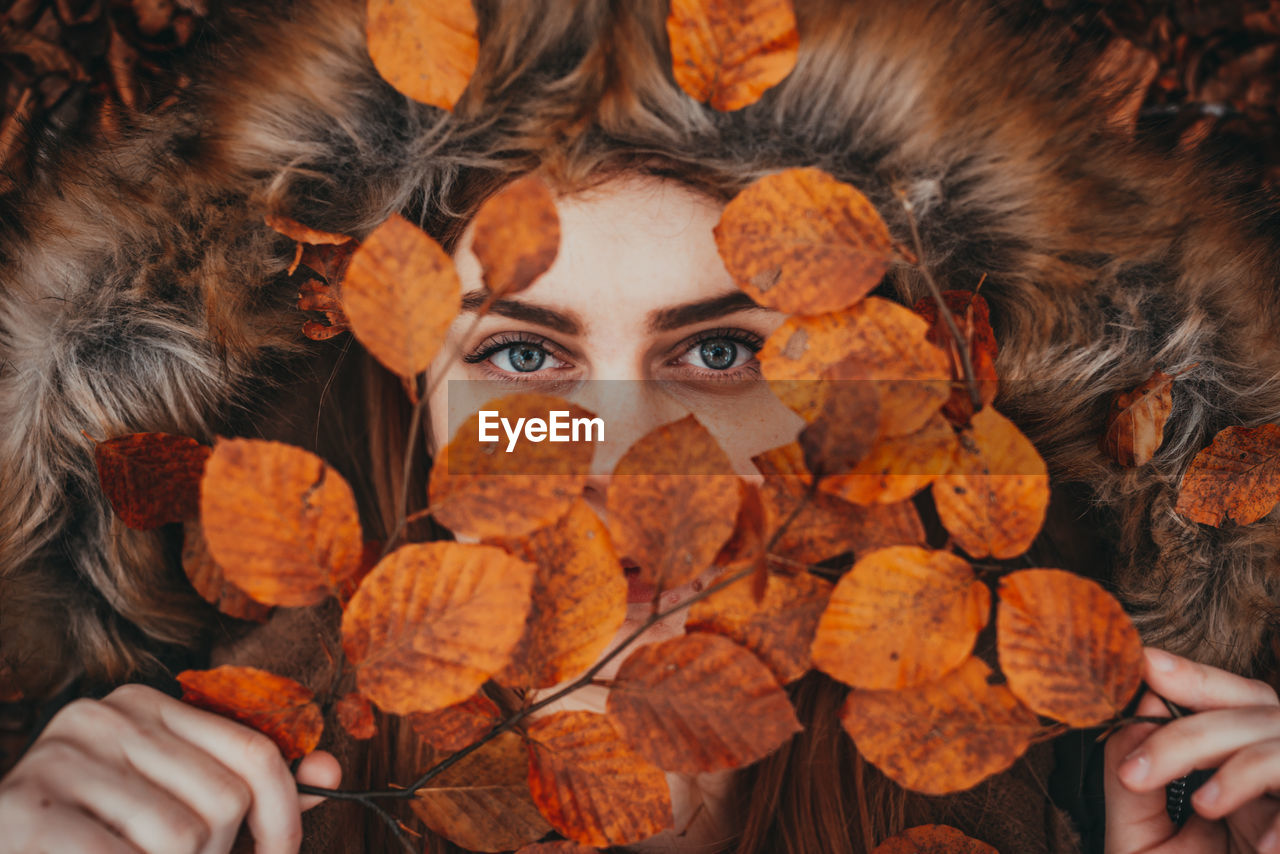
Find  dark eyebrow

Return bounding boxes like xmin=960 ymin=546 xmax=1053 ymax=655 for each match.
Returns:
xmin=646 ymin=291 xmax=768 ymax=332
xmin=460 ymin=290 xmax=583 ymax=335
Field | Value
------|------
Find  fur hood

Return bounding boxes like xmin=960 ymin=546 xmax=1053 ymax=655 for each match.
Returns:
xmin=2 ymin=0 xmax=1280 ymax=699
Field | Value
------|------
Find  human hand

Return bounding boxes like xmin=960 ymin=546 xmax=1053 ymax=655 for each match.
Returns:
xmin=0 ymin=683 xmax=340 ymax=853
xmin=1106 ymin=648 xmax=1280 ymax=853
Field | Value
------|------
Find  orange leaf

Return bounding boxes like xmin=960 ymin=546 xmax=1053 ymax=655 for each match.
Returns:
xmin=496 ymin=501 xmax=627 ymax=689
xmin=471 ymin=175 xmax=560 ymax=298
xmin=798 ymin=381 xmax=880 ymax=476
xmin=341 ymin=542 xmax=535 ymax=715
xmin=687 ymin=571 xmax=832 ymax=683
xmin=712 ymin=481 xmax=769 ymax=601
xmin=525 ymin=710 xmax=672 ymax=846
xmin=341 ymin=213 xmax=461 ymax=377
xmin=407 ymin=692 xmax=502 ymax=753
xmin=95 ymin=432 xmax=210 ymax=530
xmin=752 ymin=444 xmax=927 ymax=563
xmin=715 ymin=168 xmax=895 ymax=314
xmin=933 ymin=407 xmax=1048 ymax=559
xmin=299 ymin=241 xmax=358 ymax=283
xmin=841 ymin=658 xmax=1039 ymax=796
xmin=759 ymin=300 xmax=951 ymax=437
xmin=913 ymin=291 xmax=1000 ymax=426
xmin=297 ymin=279 xmax=352 ymax=340
xmin=606 ymin=416 xmax=741 ymax=590
xmin=176 ymin=666 xmax=322 ymax=761
xmin=264 ymin=214 xmax=351 ymax=247
xmin=1101 ymin=371 xmax=1175 ymax=467
xmin=819 ymin=412 xmax=958 ymax=505
xmin=335 ymin=693 xmax=376 ymax=741
xmin=181 ymin=524 xmax=271 ymax=622
xmin=607 ymin=633 xmax=800 ymax=773
xmin=429 ymin=394 xmax=595 ymax=540
xmin=666 ymin=0 xmax=799 ymax=111
xmin=812 ymin=547 xmax=989 ymax=691
xmin=871 ymin=824 xmax=998 ymax=854
xmin=365 ymin=0 xmax=478 ymax=111
xmin=997 ymin=569 xmax=1143 ymax=727
xmin=200 ymin=439 xmax=364 ymax=608
xmin=412 ymin=731 xmax=552 ymax=853
xmin=1175 ymin=424 xmax=1280 ymax=526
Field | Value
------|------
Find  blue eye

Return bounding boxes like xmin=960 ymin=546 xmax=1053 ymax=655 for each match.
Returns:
xmin=698 ymin=338 xmax=739 ymax=370
xmin=678 ymin=330 xmax=761 ymax=373
xmin=463 ymin=334 xmax=566 ymax=375
xmin=496 ymin=343 xmax=547 ymax=372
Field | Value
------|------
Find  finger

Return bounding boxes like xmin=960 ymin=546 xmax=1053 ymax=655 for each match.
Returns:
xmin=1189 ymin=735 xmax=1280 ymax=819
xmin=1143 ymin=648 xmax=1279 ymax=712
xmin=1252 ymin=806 xmax=1280 ymax=854
xmin=105 ymin=686 xmax=303 ymax=854
xmin=22 ymin=738 xmax=211 ymax=854
xmin=295 ymin=751 xmax=342 ymax=811
xmin=1117 ymin=705 xmax=1280 ymax=792
xmin=0 ymin=783 xmax=144 ymax=854
xmin=1105 ymin=701 xmax=1174 ymax=854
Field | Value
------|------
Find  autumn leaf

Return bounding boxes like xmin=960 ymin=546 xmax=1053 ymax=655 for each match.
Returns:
xmin=606 ymin=415 xmax=741 ymax=590
xmin=871 ymin=825 xmax=998 ymax=854
xmin=430 ymin=394 xmax=596 ymax=540
xmin=407 ymin=692 xmax=503 ymax=753
xmin=666 ymin=0 xmax=798 ymax=111
xmin=1101 ymin=370 xmax=1176 ymax=467
xmin=811 ymin=547 xmax=988 ymax=691
xmin=515 ymin=842 xmax=600 ymax=854
xmin=341 ymin=213 xmax=461 ymax=378
xmin=687 ymin=571 xmax=832 ymax=684
xmin=607 ymin=633 xmax=800 ymax=773
xmin=716 ymin=168 xmax=896 ymax=314
xmin=471 ymin=175 xmax=560 ymax=298
xmin=176 ymin=666 xmax=322 ymax=760
xmin=181 ymin=524 xmax=271 ymax=623
xmin=712 ymin=481 xmax=769 ymax=601
xmin=759 ymin=299 xmax=951 ymax=437
xmin=496 ymin=501 xmax=627 ymax=689
xmin=299 ymin=240 xmax=359 ymax=283
xmin=341 ymin=542 xmax=535 ymax=716
xmin=366 ymin=0 xmax=478 ymax=111
xmin=525 ymin=710 xmax=672 ymax=846
xmin=1175 ymin=423 xmax=1280 ymax=526
xmin=200 ymin=439 xmax=364 ymax=608
xmin=997 ymin=569 xmax=1143 ymax=727
xmin=819 ymin=412 xmax=958 ymax=505
xmin=412 ymin=731 xmax=552 ymax=853
xmin=264 ymin=213 xmax=351 ymax=248
xmin=933 ymin=406 xmax=1049 ymax=559
xmin=95 ymin=432 xmax=210 ymax=530
xmin=297 ymin=279 xmax=352 ymax=341
xmin=841 ymin=658 xmax=1039 ymax=796
xmin=913 ymin=290 xmax=999 ymax=425
xmin=798 ymin=381 xmax=880 ymax=476
xmin=335 ymin=693 xmax=377 ymax=741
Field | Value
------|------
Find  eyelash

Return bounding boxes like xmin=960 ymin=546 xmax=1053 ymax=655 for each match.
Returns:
xmin=672 ymin=328 xmax=765 ymax=373
xmin=461 ymin=328 xmax=765 ymax=377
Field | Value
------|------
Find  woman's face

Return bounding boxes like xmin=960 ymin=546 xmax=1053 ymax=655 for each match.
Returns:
xmin=427 ymin=176 xmax=801 ymax=499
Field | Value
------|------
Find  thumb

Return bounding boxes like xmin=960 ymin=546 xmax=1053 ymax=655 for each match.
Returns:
xmin=1105 ymin=693 xmax=1175 ymax=854
xmin=295 ymin=750 xmax=342 ymax=811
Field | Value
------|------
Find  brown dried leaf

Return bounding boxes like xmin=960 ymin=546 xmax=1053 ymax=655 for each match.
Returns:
xmin=181 ymin=524 xmax=271 ymax=622
xmin=407 ymin=693 xmax=502 ymax=753
xmin=366 ymin=0 xmax=478 ymax=111
xmin=1101 ymin=371 xmax=1175 ymax=467
xmin=812 ymin=547 xmax=988 ymax=691
xmin=429 ymin=394 xmax=595 ymax=540
xmin=687 ymin=571 xmax=831 ymax=683
xmin=264 ymin=214 xmax=351 ymax=247
xmin=176 ymin=666 xmax=322 ymax=761
xmin=496 ymin=501 xmax=627 ymax=689
xmin=997 ymin=569 xmax=1143 ymax=727
xmin=297 ymin=279 xmax=352 ymax=340
xmin=412 ymin=731 xmax=552 ymax=853
xmin=799 ymin=381 xmax=880 ymax=476
xmin=871 ymin=825 xmax=998 ymax=854
xmin=335 ymin=693 xmax=376 ymax=741
xmin=606 ymin=415 xmax=740 ymax=590
xmin=471 ymin=175 xmax=560 ymax=298
xmin=341 ymin=213 xmax=461 ymax=377
xmin=95 ymin=432 xmax=210 ymax=530
xmin=841 ymin=658 xmax=1039 ymax=796
xmin=341 ymin=542 xmax=535 ymax=715
xmin=819 ymin=412 xmax=958 ymax=506
xmin=912 ymin=291 xmax=1000 ymax=426
xmin=1175 ymin=424 xmax=1280 ymax=526
xmin=200 ymin=439 xmax=364 ymax=608
xmin=933 ymin=407 xmax=1049 ymax=559
xmin=667 ymin=0 xmax=799 ymax=111
xmin=525 ymin=711 xmax=672 ymax=846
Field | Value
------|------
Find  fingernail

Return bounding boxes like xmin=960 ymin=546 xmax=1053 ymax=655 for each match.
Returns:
xmin=1192 ymin=779 xmax=1219 ymax=807
xmin=1146 ymin=649 xmax=1177 ymax=672
xmin=1260 ymin=829 xmax=1278 ymax=853
xmin=1120 ymin=752 xmax=1149 ymax=784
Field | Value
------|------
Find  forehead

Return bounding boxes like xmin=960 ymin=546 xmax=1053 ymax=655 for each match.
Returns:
xmin=455 ymin=176 xmax=736 ymax=319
